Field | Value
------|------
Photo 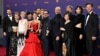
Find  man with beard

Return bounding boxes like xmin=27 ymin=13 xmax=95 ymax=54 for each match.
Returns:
xmin=3 ymin=8 xmax=14 ymax=56
xmin=40 ymin=10 xmax=51 ymax=56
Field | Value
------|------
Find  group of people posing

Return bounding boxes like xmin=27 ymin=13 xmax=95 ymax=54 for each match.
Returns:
xmin=3 ymin=2 xmax=99 ymax=56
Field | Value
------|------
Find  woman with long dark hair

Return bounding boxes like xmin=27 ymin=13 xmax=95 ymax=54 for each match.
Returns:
xmin=20 ymin=12 xmax=43 ymax=56
xmin=74 ymin=6 xmax=85 ymax=56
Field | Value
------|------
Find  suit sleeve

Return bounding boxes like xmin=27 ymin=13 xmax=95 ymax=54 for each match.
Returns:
xmin=3 ymin=17 xmax=6 ymax=32
xmin=92 ymin=14 xmax=99 ymax=37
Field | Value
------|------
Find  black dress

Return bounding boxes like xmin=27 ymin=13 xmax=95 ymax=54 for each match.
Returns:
xmin=10 ymin=19 xmax=18 ymax=55
xmin=62 ymin=21 xmax=73 ymax=56
xmin=73 ymin=14 xmax=85 ymax=56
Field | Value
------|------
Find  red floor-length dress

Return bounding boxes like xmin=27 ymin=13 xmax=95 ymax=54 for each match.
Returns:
xmin=20 ymin=22 xmax=43 ymax=56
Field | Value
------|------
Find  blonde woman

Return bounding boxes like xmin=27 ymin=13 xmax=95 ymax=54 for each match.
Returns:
xmin=17 ymin=11 xmax=28 ymax=46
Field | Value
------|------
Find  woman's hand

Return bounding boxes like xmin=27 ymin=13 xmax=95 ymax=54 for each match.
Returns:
xmin=79 ymin=34 xmax=83 ymax=40
xmin=92 ymin=36 xmax=96 ymax=41
xmin=56 ymin=36 xmax=60 ymax=41
xmin=3 ymin=32 xmax=6 ymax=36
xmin=30 ymin=27 xmax=33 ymax=32
xmin=60 ymin=27 xmax=65 ymax=31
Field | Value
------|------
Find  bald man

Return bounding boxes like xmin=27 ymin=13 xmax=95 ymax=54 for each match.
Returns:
xmin=51 ymin=6 xmax=63 ymax=56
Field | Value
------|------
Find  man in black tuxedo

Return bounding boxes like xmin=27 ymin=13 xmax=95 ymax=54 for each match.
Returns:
xmin=52 ymin=6 xmax=63 ymax=56
xmin=40 ymin=10 xmax=51 ymax=56
xmin=84 ymin=3 xmax=99 ymax=56
xmin=3 ymin=8 xmax=14 ymax=56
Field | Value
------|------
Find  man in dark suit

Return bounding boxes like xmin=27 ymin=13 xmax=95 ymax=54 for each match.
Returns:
xmin=40 ymin=10 xmax=51 ymax=56
xmin=52 ymin=6 xmax=63 ymax=56
xmin=3 ymin=8 xmax=14 ymax=56
xmin=84 ymin=3 xmax=99 ymax=56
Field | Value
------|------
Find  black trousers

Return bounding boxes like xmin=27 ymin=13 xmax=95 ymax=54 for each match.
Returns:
xmin=53 ymin=40 xmax=62 ymax=56
xmin=42 ymin=38 xmax=49 ymax=56
xmin=6 ymin=32 xmax=12 ymax=56
xmin=86 ymin=39 xmax=95 ymax=56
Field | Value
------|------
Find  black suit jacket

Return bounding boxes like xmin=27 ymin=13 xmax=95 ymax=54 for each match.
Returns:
xmin=41 ymin=18 xmax=51 ymax=39
xmin=3 ymin=16 xmax=14 ymax=33
xmin=84 ymin=12 xmax=99 ymax=39
xmin=51 ymin=14 xmax=63 ymax=39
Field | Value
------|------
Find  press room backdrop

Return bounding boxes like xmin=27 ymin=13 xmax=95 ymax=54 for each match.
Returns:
xmin=3 ymin=0 xmax=100 ymax=54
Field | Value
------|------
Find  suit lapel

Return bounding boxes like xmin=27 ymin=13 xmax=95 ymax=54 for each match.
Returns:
xmin=7 ymin=16 xmax=14 ymax=22
xmin=87 ymin=12 xmax=93 ymax=23
xmin=85 ymin=12 xmax=93 ymax=26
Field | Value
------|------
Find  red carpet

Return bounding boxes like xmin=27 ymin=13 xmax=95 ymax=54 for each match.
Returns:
xmin=0 ymin=47 xmax=6 ymax=56
xmin=0 ymin=47 xmax=94 ymax=56
xmin=0 ymin=47 xmax=55 ymax=56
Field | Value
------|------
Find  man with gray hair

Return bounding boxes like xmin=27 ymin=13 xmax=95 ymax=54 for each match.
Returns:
xmin=66 ymin=5 xmax=76 ymax=22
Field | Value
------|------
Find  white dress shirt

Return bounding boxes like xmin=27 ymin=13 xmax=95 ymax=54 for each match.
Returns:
xmin=8 ymin=15 xmax=12 ymax=21
xmin=85 ymin=11 xmax=93 ymax=26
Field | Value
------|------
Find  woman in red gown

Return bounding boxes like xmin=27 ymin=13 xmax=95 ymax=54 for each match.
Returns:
xmin=20 ymin=12 xmax=43 ymax=56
